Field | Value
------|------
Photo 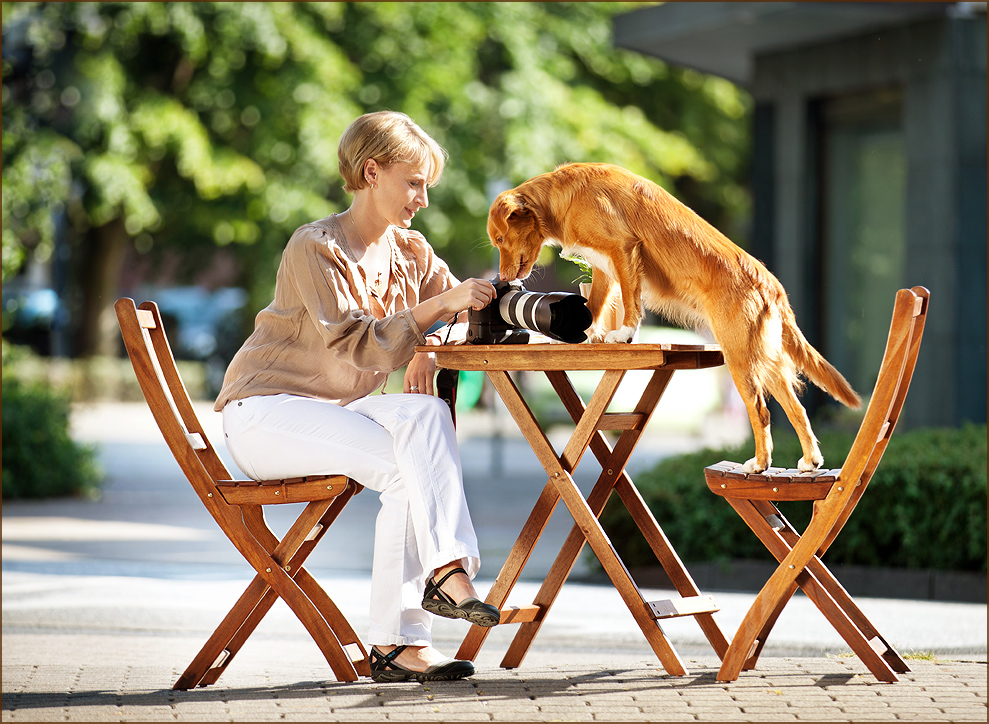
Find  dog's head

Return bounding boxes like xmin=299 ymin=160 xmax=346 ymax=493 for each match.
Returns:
xmin=487 ymin=191 xmax=546 ymax=281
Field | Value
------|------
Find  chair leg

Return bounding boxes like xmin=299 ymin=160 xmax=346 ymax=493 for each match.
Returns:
xmin=716 ymin=498 xmax=903 ymax=683
xmin=174 ymin=575 xmax=271 ymax=690
xmin=174 ymin=490 xmax=365 ymax=689
xmin=740 ymin=580 xmax=799 ymax=671
xmin=747 ymin=500 xmax=909 ymax=676
xmin=294 ymin=567 xmax=370 ymax=677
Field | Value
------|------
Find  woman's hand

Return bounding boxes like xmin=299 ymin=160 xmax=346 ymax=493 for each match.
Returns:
xmin=405 ymin=339 xmax=439 ymax=395
xmin=411 ymin=277 xmax=496 ymax=341
xmin=437 ymin=278 xmax=496 ymax=322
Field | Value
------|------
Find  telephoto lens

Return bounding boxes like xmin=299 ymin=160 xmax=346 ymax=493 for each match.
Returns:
xmin=498 ymin=288 xmax=591 ymax=343
xmin=467 ymin=280 xmax=592 ymax=344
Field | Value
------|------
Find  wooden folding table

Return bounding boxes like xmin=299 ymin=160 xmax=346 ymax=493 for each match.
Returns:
xmin=421 ymin=342 xmax=732 ymax=676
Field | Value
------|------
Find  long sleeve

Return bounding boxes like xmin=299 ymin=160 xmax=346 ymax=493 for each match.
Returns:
xmin=214 ymin=215 xmax=456 ymax=410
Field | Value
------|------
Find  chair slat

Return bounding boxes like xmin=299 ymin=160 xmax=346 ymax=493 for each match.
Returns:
xmin=648 ymin=595 xmax=720 ymax=620
xmin=136 ymin=308 xmax=156 ymax=328
xmin=186 ymin=432 xmax=207 ymax=451
xmin=215 ymin=476 xmax=351 ymax=505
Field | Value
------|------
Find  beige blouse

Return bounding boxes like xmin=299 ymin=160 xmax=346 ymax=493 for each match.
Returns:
xmin=214 ymin=214 xmax=463 ymax=410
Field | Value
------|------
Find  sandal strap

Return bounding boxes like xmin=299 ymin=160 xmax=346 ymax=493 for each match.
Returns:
xmin=371 ymin=645 xmax=408 ymax=669
xmin=424 ymin=566 xmax=468 ymax=603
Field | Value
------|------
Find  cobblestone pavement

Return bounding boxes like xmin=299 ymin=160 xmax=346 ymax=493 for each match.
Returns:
xmin=2 ymin=633 xmax=987 ymax=722
xmin=2 ymin=402 xmax=986 ymax=722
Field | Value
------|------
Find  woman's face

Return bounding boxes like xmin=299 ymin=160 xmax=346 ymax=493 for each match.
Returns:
xmin=368 ymin=160 xmax=430 ymax=229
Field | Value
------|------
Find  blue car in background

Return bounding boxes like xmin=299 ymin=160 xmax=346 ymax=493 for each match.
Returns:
xmin=2 ymin=285 xmax=67 ymax=356
xmin=3 ymin=283 xmax=248 ymax=396
xmin=137 ymin=285 xmax=248 ymax=394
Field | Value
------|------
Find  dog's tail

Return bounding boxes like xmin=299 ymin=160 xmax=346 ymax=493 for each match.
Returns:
xmin=784 ymin=315 xmax=863 ymax=409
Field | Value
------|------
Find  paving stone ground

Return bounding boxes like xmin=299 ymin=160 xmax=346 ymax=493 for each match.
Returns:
xmin=3 ymin=402 xmax=985 ymax=722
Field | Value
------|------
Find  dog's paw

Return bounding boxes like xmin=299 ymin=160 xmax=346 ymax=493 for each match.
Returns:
xmin=603 ymin=325 xmax=636 ymax=344
xmin=797 ymin=455 xmax=823 ymax=472
xmin=742 ymin=457 xmax=768 ymax=474
xmin=584 ymin=324 xmax=606 ymax=344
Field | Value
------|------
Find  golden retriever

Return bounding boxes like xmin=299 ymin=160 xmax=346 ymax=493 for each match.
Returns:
xmin=487 ymin=162 xmax=861 ymax=474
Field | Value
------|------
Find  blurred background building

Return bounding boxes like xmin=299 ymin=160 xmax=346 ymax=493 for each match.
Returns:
xmin=615 ymin=1 xmax=987 ymax=430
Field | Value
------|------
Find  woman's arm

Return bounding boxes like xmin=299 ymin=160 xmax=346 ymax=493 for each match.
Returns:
xmin=404 ymin=278 xmax=494 ymax=395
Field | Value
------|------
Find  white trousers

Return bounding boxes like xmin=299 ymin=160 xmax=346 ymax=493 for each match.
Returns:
xmin=221 ymin=392 xmax=480 ymax=647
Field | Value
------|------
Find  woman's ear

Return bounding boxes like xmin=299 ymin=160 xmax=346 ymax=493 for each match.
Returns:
xmin=363 ymin=158 xmax=379 ymax=188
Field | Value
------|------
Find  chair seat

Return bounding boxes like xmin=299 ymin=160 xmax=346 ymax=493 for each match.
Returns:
xmin=704 ymin=460 xmax=841 ymax=501
xmin=215 ymin=475 xmax=354 ymax=506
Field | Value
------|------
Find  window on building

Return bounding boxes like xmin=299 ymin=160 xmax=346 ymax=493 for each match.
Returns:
xmin=820 ymin=89 xmax=906 ymax=396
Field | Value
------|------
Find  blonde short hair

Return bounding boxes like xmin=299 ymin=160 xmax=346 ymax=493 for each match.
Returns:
xmin=338 ymin=111 xmax=447 ymax=193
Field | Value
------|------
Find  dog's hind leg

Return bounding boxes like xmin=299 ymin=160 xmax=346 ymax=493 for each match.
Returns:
xmin=725 ymin=365 xmax=773 ymax=474
xmin=770 ymin=378 xmax=823 ymax=471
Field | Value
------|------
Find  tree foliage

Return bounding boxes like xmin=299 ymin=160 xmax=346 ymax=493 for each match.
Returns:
xmin=2 ymin=2 xmax=751 ymax=354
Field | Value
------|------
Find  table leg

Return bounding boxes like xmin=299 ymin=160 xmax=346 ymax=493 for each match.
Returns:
xmin=457 ymin=477 xmax=560 ymax=661
xmin=462 ymin=366 xmax=724 ymax=676
xmin=458 ymin=370 xmax=565 ymax=662
xmin=499 ymin=368 xmax=691 ymax=674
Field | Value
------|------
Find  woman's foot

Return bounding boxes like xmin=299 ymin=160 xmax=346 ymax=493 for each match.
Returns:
xmin=431 ymin=563 xmax=479 ymax=603
xmin=374 ymin=644 xmax=452 ymax=670
xmin=422 ymin=565 xmax=501 ymax=627
xmin=369 ymin=645 xmax=474 ymax=682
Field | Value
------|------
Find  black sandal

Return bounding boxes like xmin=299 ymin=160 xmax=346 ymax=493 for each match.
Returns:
xmin=369 ymin=645 xmax=475 ymax=682
xmin=422 ymin=567 xmax=501 ymax=627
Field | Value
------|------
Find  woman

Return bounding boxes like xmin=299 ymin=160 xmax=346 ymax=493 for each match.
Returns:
xmin=214 ymin=111 xmax=499 ymax=682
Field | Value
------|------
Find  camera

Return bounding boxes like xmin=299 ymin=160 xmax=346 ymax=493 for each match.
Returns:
xmin=467 ymin=279 xmax=592 ymax=345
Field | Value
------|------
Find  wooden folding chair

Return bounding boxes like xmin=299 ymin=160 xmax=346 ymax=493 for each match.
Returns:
xmin=115 ymin=298 xmax=370 ymax=688
xmin=704 ymin=286 xmax=930 ymax=683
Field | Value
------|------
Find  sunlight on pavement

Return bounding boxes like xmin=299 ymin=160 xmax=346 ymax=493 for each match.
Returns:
xmin=2 ymin=517 xmax=212 ymax=542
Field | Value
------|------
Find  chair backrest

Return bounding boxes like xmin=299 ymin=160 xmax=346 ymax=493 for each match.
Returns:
xmin=822 ymin=286 xmax=930 ymax=551
xmin=115 ymin=297 xmax=235 ymax=513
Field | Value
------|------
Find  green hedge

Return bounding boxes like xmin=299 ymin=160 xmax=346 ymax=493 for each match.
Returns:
xmin=599 ymin=424 xmax=987 ymax=573
xmin=2 ymin=350 xmax=103 ymax=500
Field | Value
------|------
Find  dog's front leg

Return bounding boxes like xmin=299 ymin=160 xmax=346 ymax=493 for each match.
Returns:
xmin=602 ymin=249 xmax=642 ymax=344
xmin=584 ymin=271 xmax=623 ymax=343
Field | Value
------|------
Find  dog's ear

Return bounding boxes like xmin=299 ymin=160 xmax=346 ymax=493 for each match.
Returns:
xmin=498 ymin=193 xmax=531 ymax=222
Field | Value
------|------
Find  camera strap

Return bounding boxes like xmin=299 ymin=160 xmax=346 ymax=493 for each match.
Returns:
xmin=442 ymin=311 xmax=460 ymax=345
xmin=437 ymin=312 xmax=461 ymax=423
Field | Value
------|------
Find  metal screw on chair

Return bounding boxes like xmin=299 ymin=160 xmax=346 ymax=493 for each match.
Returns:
xmin=265 ymin=568 xmax=271 ymax=573
xmin=274 ymin=490 xmax=280 ymax=495
xmin=772 ymin=487 xmax=779 ymax=492
xmin=721 ymin=483 xmax=726 ymax=488
xmin=207 ymin=493 xmax=213 ymax=497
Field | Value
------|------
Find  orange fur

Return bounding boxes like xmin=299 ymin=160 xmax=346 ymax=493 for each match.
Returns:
xmin=488 ymin=162 xmax=861 ymax=473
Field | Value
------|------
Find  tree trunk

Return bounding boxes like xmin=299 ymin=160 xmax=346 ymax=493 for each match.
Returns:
xmin=74 ymin=218 xmax=130 ymax=358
